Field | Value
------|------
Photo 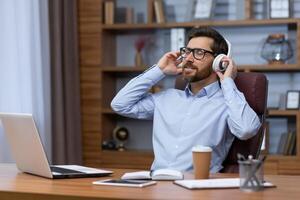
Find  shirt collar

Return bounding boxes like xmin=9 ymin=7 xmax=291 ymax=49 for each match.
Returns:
xmin=184 ymin=81 xmax=220 ymax=98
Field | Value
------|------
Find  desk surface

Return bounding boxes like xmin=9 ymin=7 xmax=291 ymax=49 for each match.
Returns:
xmin=0 ymin=164 xmax=299 ymax=200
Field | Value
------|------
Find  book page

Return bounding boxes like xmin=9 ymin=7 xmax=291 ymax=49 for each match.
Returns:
xmin=151 ymin=169 xmax=183 ymax=180
xmin=121 ymin=171 xmax=151 ymax=180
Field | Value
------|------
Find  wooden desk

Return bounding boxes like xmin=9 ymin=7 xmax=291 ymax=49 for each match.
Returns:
xmin=0 ymin=164 xmax=299 ymax=200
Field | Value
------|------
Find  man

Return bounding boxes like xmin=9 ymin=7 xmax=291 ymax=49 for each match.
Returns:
xmin=111 ymin=27 xmax=261 ymax=172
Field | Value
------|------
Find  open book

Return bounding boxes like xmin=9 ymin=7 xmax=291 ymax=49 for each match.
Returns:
xmin=121 ymin=169 xmax=184 ymax=181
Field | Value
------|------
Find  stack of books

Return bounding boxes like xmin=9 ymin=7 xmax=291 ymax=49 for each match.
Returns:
xmin=277 ymin=130 xmax=296 ymax=155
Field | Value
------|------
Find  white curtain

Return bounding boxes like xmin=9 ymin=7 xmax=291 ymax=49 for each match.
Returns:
xmin=0 ymin=0 xmax=51 ymax=162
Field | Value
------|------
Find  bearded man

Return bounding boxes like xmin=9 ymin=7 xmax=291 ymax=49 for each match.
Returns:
xmin=111 ymin=27 xmax=260 ymax=173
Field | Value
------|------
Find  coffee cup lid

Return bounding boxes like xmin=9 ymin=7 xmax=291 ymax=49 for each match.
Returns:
xmin=192 ymin=145 xmax=212 ymax=152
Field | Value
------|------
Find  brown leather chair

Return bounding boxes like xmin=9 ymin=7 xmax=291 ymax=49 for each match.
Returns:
xmin=175 ymin=72 xmax=268 ymax=173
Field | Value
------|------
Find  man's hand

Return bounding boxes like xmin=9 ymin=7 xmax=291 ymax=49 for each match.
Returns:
xmin=215 ymin=56 xmax=237 ymax=81
xmin=157 ymin=51 xmax=183 ymax=75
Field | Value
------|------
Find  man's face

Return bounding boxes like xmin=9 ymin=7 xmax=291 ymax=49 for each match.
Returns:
xmin=181 ymin=37 xmax=215 ymax=82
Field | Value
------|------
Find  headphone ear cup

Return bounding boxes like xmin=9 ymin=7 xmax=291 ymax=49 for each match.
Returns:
xmin=212 ymin=54 xmax=226 ymax=72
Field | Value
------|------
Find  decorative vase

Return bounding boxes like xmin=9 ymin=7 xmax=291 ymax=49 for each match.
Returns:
xmin=261 ymin=34 xmax=293 ymax=64
xmin=135 ymin=51 xmax=143 ymax=67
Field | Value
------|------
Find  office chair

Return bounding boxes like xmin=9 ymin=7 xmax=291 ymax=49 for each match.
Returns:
xmin=174 ymin=72 xmax=268 ymax=173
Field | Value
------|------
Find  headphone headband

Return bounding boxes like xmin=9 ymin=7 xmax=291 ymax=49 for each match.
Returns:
xmin=224 ymin=38 xmax=232 ymax=58
xmin=212 ymin=37 xmax=232 ymax=72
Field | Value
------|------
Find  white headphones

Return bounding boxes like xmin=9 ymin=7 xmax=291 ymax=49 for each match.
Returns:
xmin=212 ymin=38 xmax=232 ymax=72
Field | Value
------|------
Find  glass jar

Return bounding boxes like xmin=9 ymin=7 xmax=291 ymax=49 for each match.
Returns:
xmin=261 ymin=34 xmax=293 ymax=64
xmin=238 ymin=159 xmax=264 ymax=192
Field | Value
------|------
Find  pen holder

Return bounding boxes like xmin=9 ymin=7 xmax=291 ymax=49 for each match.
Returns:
xmin=238 ymin=159 xmax=264 ymax=192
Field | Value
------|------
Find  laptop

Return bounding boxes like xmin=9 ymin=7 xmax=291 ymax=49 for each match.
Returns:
xmin=0 ymin=112 xmax=113 ymax=179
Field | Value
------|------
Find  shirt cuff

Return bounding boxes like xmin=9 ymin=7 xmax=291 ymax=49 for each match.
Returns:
xmin=142 ymin=65 xmax=166 ymax=84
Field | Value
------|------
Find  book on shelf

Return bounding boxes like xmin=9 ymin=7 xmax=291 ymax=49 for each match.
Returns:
xmin=277 ymin=132 xmax=288 ymax=154
xmin=277 ymin=130 xmax=297 ymax=155
xmin=170 ymin=28 xmax=185 ymax=52
xmin=115 ymin=7 xmax=126 ymax=24
xmin=104 ymin=1 xmax=114 ymax=24
xmin=126 ymin=7 xmax=134 ymax=24
xmin=115 ymin=7 xmax=133 ymax=24
xmin=185 ymin=0 xmax=196 ymax=22
xmin=121 ymin=169 xmax=184 ymax=181
xmin=153 ymin=0 xmax=165 ymax=23
xmin=287 ymin=131 xmax=296 ymax=155
xmin=164 ymin=4 xmax=176 ymax=22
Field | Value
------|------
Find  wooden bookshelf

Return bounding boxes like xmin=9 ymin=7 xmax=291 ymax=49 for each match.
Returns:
xmin=268 ymin=109 xmax=300 ymax=116
xmin=266 ymin=110 xmax=300 ymax=174
xmin=102 ymin=18 xmax=299 ymax=30
xmin=239 ymin=64 xmax=300 ymax=72
xmin=101 ymin=66 xmax=147 ymax=72
xmin=78 ymin=0 xmax=300 ymax=174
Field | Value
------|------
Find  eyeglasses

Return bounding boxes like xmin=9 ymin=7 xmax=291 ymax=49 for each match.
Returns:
xmin=179 ymin=47 xmax=215 ymax=60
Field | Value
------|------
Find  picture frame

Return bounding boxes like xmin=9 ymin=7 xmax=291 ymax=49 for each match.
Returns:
xmin=193 ymin=0 xmax=215 ymax=20
xmin=286 ymin=90 xmax=300 ymax=109
xmin=269 ymin=0 xmax=291 ymax=19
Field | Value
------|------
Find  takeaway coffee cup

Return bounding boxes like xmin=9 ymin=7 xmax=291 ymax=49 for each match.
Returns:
xmin=192 ymin=145 xmax=212 ymax=179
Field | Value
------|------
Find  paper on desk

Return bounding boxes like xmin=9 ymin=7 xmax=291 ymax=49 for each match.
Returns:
xmin=174 ymin=178 xmax=275 ymax=189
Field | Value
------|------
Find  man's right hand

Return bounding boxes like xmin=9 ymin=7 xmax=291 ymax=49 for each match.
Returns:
xmin=157 ymin=51 xmax=183 ymax=75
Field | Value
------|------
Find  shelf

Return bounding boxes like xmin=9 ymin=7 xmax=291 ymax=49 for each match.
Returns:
xmin=102 ymin=149 xmax=153 ymax=156
xmin=268 ymin=109 xmax=300 ymax=116
xmin=102 ymin=19 xmax=299 ymax=30
xmin=104 ymin=108 xmax=299 ymax=117
xmin=267 ymin=155 xmax=298 ymax=161
xmin=101 ymin=64 xmax=300 ymax=73
xmin=239 ymin=64 xmax=300 ymax=72
xmin=101 ymin=66 xmax=147 ymax=72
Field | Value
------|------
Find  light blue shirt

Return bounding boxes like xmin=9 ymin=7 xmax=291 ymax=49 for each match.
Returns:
xmin=111 ymin=65 xmax=261 ymax=172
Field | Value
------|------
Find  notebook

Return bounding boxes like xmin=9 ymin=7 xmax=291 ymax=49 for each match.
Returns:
xmin=174 ymin=178 xmax=275 ymax=189
xmin=0 ymin=113 xmax=113 ymax=179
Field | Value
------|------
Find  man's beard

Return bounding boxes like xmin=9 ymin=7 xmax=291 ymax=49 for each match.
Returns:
xmin=182 ymin=64 xmax=213 ymax=83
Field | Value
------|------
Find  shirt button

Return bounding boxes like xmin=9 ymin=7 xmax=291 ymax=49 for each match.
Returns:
xmin=175 ymin=145 xmax=179 ymax=149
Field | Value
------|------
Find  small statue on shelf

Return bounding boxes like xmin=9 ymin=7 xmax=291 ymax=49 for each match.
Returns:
xmin=113 ymin=126 xmax=129 ymax=151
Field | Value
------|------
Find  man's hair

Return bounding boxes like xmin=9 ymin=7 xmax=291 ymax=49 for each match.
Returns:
xmin=187 ymin=27 xmax=228 ymax=56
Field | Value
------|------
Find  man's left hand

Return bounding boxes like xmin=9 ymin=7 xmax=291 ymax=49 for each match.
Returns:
xmin=215 ymin=56 xmax=237 ymax=81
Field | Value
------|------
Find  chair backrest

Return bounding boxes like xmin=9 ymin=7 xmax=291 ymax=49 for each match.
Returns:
xmin=174 ymin=72 xmax=268 ymax=173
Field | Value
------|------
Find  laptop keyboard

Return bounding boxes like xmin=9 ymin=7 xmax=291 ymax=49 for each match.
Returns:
xmin=50 ymin=166 xmax=83 ymax=174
